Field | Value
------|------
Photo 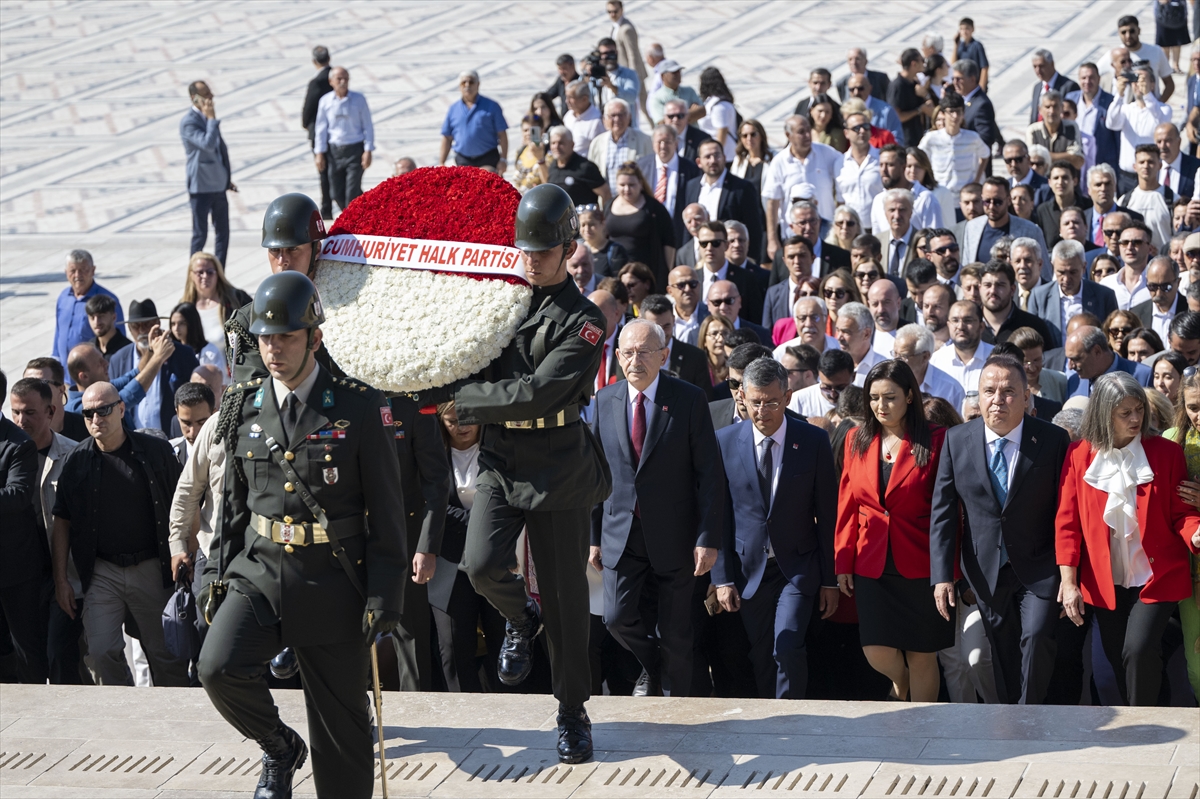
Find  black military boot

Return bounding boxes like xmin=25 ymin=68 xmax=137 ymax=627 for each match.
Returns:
xmin=556 ymin=703 xmax=593 ymax=764
xmin=269 ymin=648 xmax=299 ymax=680
xmin=497 ymin=600 xmax=542 ymax=686
xmin=254 ymin=724 xmax=307 ymax=799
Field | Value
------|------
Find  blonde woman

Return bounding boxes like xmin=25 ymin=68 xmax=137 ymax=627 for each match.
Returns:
xmin=180 ymin=251 xmax=251 ymax=344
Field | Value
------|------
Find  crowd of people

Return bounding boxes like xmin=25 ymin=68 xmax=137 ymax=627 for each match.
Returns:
xmin=3 ymin=1 xmax=1200 ymax=714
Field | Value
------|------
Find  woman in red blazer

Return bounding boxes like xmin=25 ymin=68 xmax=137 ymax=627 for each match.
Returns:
xmin=836 ymin=359 xmax=952 ymax=702
xmin=1057 ymin=372 xmax=1200 ymax=706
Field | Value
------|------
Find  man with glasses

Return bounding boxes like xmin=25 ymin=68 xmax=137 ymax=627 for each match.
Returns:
xmin=961 ymin=177 xmax=1050 ymax=268
xmin=667 ymin=265 xmax=705 ymax=345
xmin=712 ymin=357 xmax=838 ymax=700
xmin=589 ymin=318 xmax=723 ymax=699
xmin=439 ymin=70 xmax=507 ymax=173
xmin=709 ymin=343 xmax=773 ymax=429
xmin=697 ymin=221 xmax=765 ymax=327
xmin=894 ymin=324 xmax=965 ymax=408
xmin=926 ymin=229 xmax=963 ymax=287
xmin=773 ymin=296 xmax=839 ymax=358
xmin=661 ymin=98 xmax=712 ymax=162
xmin=1030 ymin=239 xmax=1119 ymax=343
xmin=1180 ymin=231 xmax=1200 ymax=294
xmin=587 ymin=99 xmax=653 ymax=195
xmin=787 ymin=347 xmax=854 ymax=418
xmin=639 ymin=294 xmax=714 ymax=397
xmin=1112 ymin=15 xmax=1175 ymax=103
xmin=51 ymin=382 xmax=189 ymax=688
xmin=1003 ymin=140 xmax=1048 ymax=194
xmin=1167 ymin=311 xmax=1200 ymax=365
xmin=930 ymin=300 xmax=996 ymax=393
xmin=843 ymin=74 xmax=904 ymax=148
xmin=23 ymin=358 xmax=87 ymax=442
xmin=836 ymin=112 xmax=883 ymax=232
xmin=1132 ymin=256 xmax=1186 ymax=340
xmin=1101 ymin=219 xmax=1156 ymax=309
xmin=780 ymin=344 xmax=819 ymax=392
xmin=1063 ymin=325 xmax=1152 ymax=397
xmin=708 ymin=279 xmax=769 ymax=346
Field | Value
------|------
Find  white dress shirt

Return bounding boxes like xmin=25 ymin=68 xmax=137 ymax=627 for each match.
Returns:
xmin=654 ymin=153 xmax=680 ymax=213
xmin=1083 ymin=433 xmax=1154 ymax=589
xmin=1150 ymin=303 xmax=1175 ymax=341
xmin=696 ymin=169 xmax=727 ymax=221
xmin=674 ymin=308 xmax=701 ymax=345
xmin=870 ymin=182 xmax=942 ymax=234
xmin=1101 ymin=269 xmax=1151 ymax=310
xmin=314 ymin=90 xmax=375 ymax=153
xmin=1067 ymin=90 xmax=1101 ymax=182
xmin=564 ymin=105 xmax=605 ymax=157
xmin=772 ymin=334 xmax=840 ymax=360
xmin=929 ymin=340 xmax=995 ymax=393
xmin=1058 ymin=285 xmax=1084 ymax=331
xmin=626 ymin=375 xmax=660 ymax=446
xmin=853 ymin=347 xmax=886 ymax=386
xmin=761 ymin=143 xmax=843 ymax=227
xmin=1120 ymin=187 xmax=1172 ymax=250
xmin=920 ymin=364 xmax=966 ymax=410
xmin=836 ymin=148 xmax=882 ymax=226
xmin=701 ymin=261 xmax=729 ymax=301
xmin=1104 ymin=94 xmax=1172 ymax=172
xmin=787 ymin=382 xmax=834 ymax=418
xmin=1160 ymin=154 xmax=1185 ymax=196
xmin=750 ymin=421 xmax=787 ymax=513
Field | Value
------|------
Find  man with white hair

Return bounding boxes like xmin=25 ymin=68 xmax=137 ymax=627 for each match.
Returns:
xmin=1009 ymin=237 xmax=1044 ymax=311
xmin=879 ymin=188 xmax=917 ymax=278
xmin=588 ymin=98 xmax=654 ymax=193
xmin=662 ymin=98 xmax=713 ymax=162
xmin=921 ymin=32 xmax=944 ymax=58
xmin=761 ymin=115 xmax=843 ymax=259
xmin=836 ymin=47 xmax=891 ymax=105
xmin=772 ymin=296 xmax=839 ymax=360
xmin=563 ymin=80 xmax=605 ymax=157
xmin=893 ymin=324 xmax=965 ymax=408
xmin=439 ymin=70 xmax=508 ymax=172
xmin=1029 ymin=49 xmax=1079 ymax=125
xmin=652 ymin=123 xmax=700 ymax=243
xmin=833 ymin=301 xmax=885 ymax=384
xmin=1029 ymin=239 xmax=1119 ymax=342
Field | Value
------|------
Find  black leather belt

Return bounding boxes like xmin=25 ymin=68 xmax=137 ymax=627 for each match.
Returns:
xmin=97 ymin=548 xmax=158 ymax=568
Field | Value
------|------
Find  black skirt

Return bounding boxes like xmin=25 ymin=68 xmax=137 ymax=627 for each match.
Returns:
xmin=1158 ymin=25 xmax=1192 ymax=47
xmin=855 ymin=547 xmax=954 ymax=653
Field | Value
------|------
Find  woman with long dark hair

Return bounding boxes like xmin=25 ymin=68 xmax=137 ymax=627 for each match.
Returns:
xmin=698 ymin=66 xmax=737 ymax=161
xmin=807 ymin=93 xmax=846 ymax=152
xmin=169 ymin=301 xmax=225 ymax=376
xmin=731 ymin=119 xmax=773 ymax=194
xmin=835 ymin=359 xmax=952 ymax=702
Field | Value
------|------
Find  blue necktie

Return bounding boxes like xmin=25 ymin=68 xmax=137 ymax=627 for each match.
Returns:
xmin=990 ymin=438 xmax=1010 ymax=567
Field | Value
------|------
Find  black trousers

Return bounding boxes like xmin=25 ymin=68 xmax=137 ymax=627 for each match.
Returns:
xmin=1043 ymin=611 xmax=1092 ymax=705
xmin=198 ymin=589 xmax=373 ymax=798
xmin=432 ymin=569 xmax=507 ymax=692
xmin=974 ymin=565 xmax=1060 ymax=704
xmin=0 ymin=575 xmax=49 ymax=684
xmin=1094 ymin=585 xmax=1177 ymax=706
xmin=463 ymin=485 xmax=592 ymax=706
xmin=47 ymin=596 xmax=85 ymax=685
xmin=188 ymin=191 xmax=229 ymax=267
xmin=328 ymin=142 xmax=365 ymax=212
xmin=603 ymin=518 xmax=695 ymax=696
xmin=738 ymin=559 xmax=816 ymax=699
xmin=393 ymin=525 xmax=433 ymax=692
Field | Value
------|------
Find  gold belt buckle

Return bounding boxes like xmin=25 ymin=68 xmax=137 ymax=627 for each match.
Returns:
xmin=507 ymin=419 xmax=533 ymax=429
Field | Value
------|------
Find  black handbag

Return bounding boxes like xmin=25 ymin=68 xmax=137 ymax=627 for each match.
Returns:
xmin=162 ymin=566 xmax=202 ymax=662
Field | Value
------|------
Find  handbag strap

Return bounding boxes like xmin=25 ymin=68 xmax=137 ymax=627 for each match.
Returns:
xmin=265 ymin=437 xmax=367 ymax=600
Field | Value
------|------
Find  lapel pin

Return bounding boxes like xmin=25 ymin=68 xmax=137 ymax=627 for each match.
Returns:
xmin=1032 ymin=436 xmax=1037 ymax=444
xmin=793 ymin=443 xmax=799 ymax=450
xmin=662 ymin=405 xmax=668 ymax=411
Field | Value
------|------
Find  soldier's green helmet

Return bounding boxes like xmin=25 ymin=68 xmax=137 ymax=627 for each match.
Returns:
xmin=249 ymin=271 xmax=325 ymax=335
xmin=513 ymin=184 xmax=579 ymax=252
xmin=261 ymin=193 xmax=327 ymax=249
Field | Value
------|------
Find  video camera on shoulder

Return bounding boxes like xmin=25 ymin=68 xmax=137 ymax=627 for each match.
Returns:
xmin=582 ymin=51 xmax=606 ymax=81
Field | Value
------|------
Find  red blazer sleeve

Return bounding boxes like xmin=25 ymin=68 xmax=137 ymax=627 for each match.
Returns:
xmin=1055 ymin=439 xmax=1087 ymax=570
xmin=835 ymin=433 xmax=861 ymax=576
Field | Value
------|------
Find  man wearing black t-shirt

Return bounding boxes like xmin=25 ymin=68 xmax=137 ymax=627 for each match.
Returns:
xmin=52 ymin=381 xmax=189 ymax=687
xmin=547 ymin=128 xmax=610 ymax=207
xmin=888 ymin=48 xmax=930 ymax=147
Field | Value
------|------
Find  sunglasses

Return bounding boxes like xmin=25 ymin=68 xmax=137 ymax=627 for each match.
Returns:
xmin=1185 ymin=366 xmax=1199 ymax=378
xmin=1003 ymin=156 xmax=1028 ymax=164
xmin=665 ymin=113 xmax=685 ymax=120
xmin=1147 ymin=282 xmax=1175 ymax=292
xmin=1108 ymin=326 xmax=1135 ymax=336
xmin=727 ymin=377 xmax=742 ymax=390
xmin=671 ymin=279 xmax=699 ymax=290
xmin=709 ymin=297 xmax=739 ymax=306
xmin=1102 ymin=229 xmax=1122 ymax=237
xmin=931 ymin=243 xmax=960 ymax=255
xmin=82 ymin=401 xmax=120 ymax=420
xmin=819 ymin=382 xmax=851 ymax=398
xmin=1118 ymin=239 xmax=1148 ymax=248
xmin=823 ymin=287 xmax=848 ymax=299
xmin=847 ymin=86 xmax=868 ymax=93
xmin=698 ymin=239 xmax=727 ymax=248
xmin=855 ymin=270 xmax=880 ymax=280
xmin=847 ymin=124 xmax=870 ymax=134
xmin=1187 ymin=248 xmax=1200 ymax=258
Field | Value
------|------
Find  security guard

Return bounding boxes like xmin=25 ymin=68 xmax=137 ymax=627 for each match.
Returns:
xmin=197 ymin=272 xmax=407 ymax=799
xmin=423 ymin=184 xmax=612 ymax=764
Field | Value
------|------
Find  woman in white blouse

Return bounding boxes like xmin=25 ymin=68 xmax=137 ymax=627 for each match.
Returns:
xmin=698 ymin=67 xmax=738 ymax=162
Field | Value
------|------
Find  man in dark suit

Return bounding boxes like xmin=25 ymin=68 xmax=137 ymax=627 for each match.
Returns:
xmin=590 ymin=319 xmax=724 ymax=697
xmin=683 ymin=140 xmax=763 ymax=261
xmin=1067 ymin=63 xmax=1122 ymax=179
xmin=769 ymin=202 xmax=850 ymax=286
xmin=709 ymin=343 xmax=773 ymax=430
xmin=794 ymin=68 xmax=833 ymax=117
xmin=709 ymin=280 xmax=770 ymax=346
xmin=1081 ymin=166 xmax=1143 ymax=250
xmin=301 ymin=46 xmax=333 ymax=219
xmin=1033 ymin=161 xmax=1092 ymax=248
xmin=763 ymin=236 xmax=815 ymax=332
xmin=1155 ymin=122 xmax=1200 ymax=200
xmin=1132 ymin=256 xmax=1188 ymax=337
xmin=1003 ymin=140 xmax=1049 ymax=195
xmin=712 ymin=358 xmax=837 ymax=699
xmin=836 ymin=47 xmax=890 ymax=105
xmin=953 ymin=59 xmax=1002 ymax=157
xmin=662 ymin=98 xmax=714 ymax=162
xmin=697 ymin=221 xmax=765 ymax=328
xmin=674 ymin=204 xmax=711 ymax=268
xmin=1028 ymin=239 xmax=1119 ymax=343
xmin=387 ymin=396 xmax=451 ymax=693
xmin=653 ymin=123 xmax=703 ymax=249
xmin=931 ymin=354 xmax=1071 ymax=704
xmin=180 ymin=80 xmax=235 ymax=267
xmin=0 ymin=371 xmax=49 ymax=684
xmin=639 ymin=295 xmax=717 ymax=398
xmin=1028 ymin=50 xmax=1080 ymax=125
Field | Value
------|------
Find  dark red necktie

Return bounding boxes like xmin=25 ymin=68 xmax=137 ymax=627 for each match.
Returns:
xmin=632 ymin=392 xmax=646 ymax=462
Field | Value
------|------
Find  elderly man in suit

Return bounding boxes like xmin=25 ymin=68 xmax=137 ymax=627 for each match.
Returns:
xmin=878 ymin=188 xmax=919 ymax=280
xmin=962 ymin=178 xmax=1050 ymax=269
xmin=180 ymin=80 xmax=236 ymax=267
xmin=1064 ymin=325 xmax=1153 ymax=397
xmin=589 ymin=318 xmax=724 ymax=697
xmin=770 ymin=201 xmax=852 ymax=286
xmin=1029 ymin=240 xmax=1119 ymax=346
xmin=1154 ymin=123 xmax=1200 ymax=199
xmin=836 ymin=47 xmax=891 ymax=105
xmin=1132 ymin=256 xmax=1188 ymax=342
xmin=606 ymin=1 xmax=649 ymax=125
xmin=652 ymin=124 xmax=702 ymax=250
xmin=639 ymin=295 xmax=715 ymax=398
xmin=683 ymin=140 xmax=764 ymax=261
xmin=1029 ymin=50 xmax=1080 ymax=125
xmin=712 ymin=358 xmax=838 ymax=699
xmin=931 ymin=354 xmax=1072 ymax=704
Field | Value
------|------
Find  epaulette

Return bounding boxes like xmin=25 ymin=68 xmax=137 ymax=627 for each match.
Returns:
xmin=227 ymin=377 xmax=265 ymax=394
xmin=334 ymin=376 xmax=372 ymax=393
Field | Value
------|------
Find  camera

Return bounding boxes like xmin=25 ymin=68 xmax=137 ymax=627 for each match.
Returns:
xmin=1119 ymin=69 xmax=1137 ymax=82
xmin=582 ymin=51 xmax=606 ymax=80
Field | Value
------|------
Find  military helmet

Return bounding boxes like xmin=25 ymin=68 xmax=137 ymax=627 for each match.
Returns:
xmin=514 ymin=184 xmax=579 ymax=252
xmin=249 ymin=271 xmax=325 ymax=335
xmin=261 ymin=193 xmax=327 ymax=249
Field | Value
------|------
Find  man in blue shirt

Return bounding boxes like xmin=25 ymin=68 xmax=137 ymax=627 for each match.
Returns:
xmin=64 ymin=341 xmax=164 ymax=428
xmin=595 ymin=38 xmax=641 ymax=129
xmin=845 ymin=74 xmax=904 ymax=146
xmin=53 ymin=250 xmax=122 ymax=372
xmin=439 ymin=70 xmax=509 ymax=173
xmin=313 ymin=67 xmax=374 ymax=213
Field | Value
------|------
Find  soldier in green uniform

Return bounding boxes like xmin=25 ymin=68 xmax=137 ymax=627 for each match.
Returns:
xmin=423 ymin=184 xmax=612 ymax=764
xmin=197 ymin=272 xmax=407 ymax=799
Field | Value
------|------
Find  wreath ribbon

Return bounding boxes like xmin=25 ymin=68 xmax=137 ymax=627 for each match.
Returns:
xmin=320 ymin=233 xmax=528 ymax=285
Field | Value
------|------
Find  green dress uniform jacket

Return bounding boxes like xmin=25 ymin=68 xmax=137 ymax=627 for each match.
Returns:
xmin=203 ymin=366 xmax=408 ymax=648
xmin=453 ymin=278 xmax=613 ymax=511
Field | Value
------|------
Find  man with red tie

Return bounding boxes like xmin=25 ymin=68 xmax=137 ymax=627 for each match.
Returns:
xmin=1029 ymin=49 xmax=1079 ymax=125
xmin=589 ymin=318 xmax=724 ymax=697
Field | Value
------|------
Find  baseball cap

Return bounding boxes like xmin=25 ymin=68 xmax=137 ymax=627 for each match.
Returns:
xmin=655 ymin=59 xmax=683 ymax=74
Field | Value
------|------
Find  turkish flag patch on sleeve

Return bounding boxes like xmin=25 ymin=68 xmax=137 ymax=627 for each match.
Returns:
xmin=380 ymin=406 xmax=394 ymax=427
xmin=579 ymin=321 xmax=604 ymax=345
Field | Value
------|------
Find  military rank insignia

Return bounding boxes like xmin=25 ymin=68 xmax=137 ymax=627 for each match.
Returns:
xmin=254 ymin=387 xmax=264 ymax=408
xmin=322 ymin=389 xmax=335 ymax=408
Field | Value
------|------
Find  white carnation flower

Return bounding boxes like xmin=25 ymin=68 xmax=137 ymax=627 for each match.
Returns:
xmin=313 ymin=258 xmax=532 ymax=392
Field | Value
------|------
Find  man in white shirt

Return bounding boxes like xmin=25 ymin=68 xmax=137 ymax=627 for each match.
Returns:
xmin=772 ymin=296 xmax=840 ymax=359
xmin=893 ymin=324 xmax=965 ymax=409
xmin=870 ymin=144 xmax=943 ymax=234
xmin=1102 ymin=220 xmax=1155 ymax=309
xmin=833 ymin=301 xmax=885 ymax=384
xmin=788 ymin=348 xmax=855 ymax=418
xmin=563 ymin=81 xmax=605 ymax=157
xmin=761 ymin=115 xmax=842 ymax=259
xmin=1118 ymin=144 xmax=1172 ymax=249
xmin=867 ymin=279 xmax=905 ymax=357
xmin=836 ymin=112 xmax=882 ymax=226
xmin=930 ymin=300 xmax=996 ymax=393
xmin=1105 ymin=66 xmax=1172 ymax=176
xmin=919 ymin=92 xmax=990 ymax=193
xmin=1113 ymin=14 xmax=1175 ymax=102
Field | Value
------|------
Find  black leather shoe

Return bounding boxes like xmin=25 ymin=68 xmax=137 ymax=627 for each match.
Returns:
xmin=556 ymin=703 xmax=593 ymax=764
xmin=254 ymin=724 xmax=307 ymax=799
xmin=632 ymin=668 xmax=663 ymax=697
xmin=269 ymin=648 xmax=299 ymax=680
xmin=497 ymin=600 xmax=542 ymax=686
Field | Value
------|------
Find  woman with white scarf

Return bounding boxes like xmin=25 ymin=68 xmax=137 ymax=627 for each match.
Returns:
xmin=1056 ymin=372 xmax=1200 ymax=705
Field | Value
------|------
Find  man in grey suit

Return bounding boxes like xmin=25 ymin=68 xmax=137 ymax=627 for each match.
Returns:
xmin=589 ymin=319 xmax=724 ymax=697
xmin=180 ymin=81 xmax=236 ymax=268
xmin=1028 ymin=240 xmax=1118 ymax=344
xmin=961 ymin=178 xmax=1050 ymax=277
